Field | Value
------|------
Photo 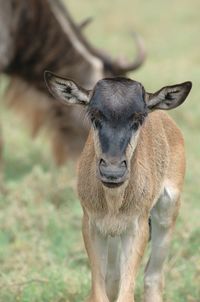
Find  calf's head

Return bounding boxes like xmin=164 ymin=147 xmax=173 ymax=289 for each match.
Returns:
xmin=45 ymin=71 xmax=191 ymax=188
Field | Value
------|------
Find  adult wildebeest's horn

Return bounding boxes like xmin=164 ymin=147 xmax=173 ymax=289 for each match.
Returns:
xmin=112 ymin=32 xmax=146 ymax=74
xmin=79 ymin=17 xmax=93 ymax=30
xmin=49 ymin=0 xmax=146 ymax=75
xmin=91 ymin=32 xmax=146 ymax=75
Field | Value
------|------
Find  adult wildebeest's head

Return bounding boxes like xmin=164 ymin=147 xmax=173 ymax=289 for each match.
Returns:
xmin=45 ymin=72 xmax=191 ymax=187
xmin=0 ymin=0 xmax=146 ymax=90
xmin=0 ymin=0 xmax=147 ymax=165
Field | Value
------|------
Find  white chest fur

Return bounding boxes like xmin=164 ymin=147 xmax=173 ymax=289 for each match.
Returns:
xmin=91 ymin=185 xmax=138 ymax=236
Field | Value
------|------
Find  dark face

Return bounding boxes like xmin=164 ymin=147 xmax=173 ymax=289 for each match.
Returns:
xmin=87 ymin=77 xmax=147 ymax=188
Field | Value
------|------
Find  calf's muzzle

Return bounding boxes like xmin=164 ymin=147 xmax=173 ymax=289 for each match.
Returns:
xmin=98 ymin=156 xmax=128 ymax=187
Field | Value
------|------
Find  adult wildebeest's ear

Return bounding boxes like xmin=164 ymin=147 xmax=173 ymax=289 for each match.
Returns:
xmin=146 ymin=81 xmax=192 ymax=111
xmin=44 ymin=71 xmax=91 ymax=105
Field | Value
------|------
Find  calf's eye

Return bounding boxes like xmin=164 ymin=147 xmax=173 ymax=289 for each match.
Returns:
xmin=130 ymin=121 xmax=139 ymax=131
xmin=92 ymin=119 xmax=102 ymax=129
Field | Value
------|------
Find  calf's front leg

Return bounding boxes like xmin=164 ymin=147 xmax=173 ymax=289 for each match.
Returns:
xmin=117 ymin=216 xmax=149 ymax=302
xmin=82 ymin=211 xmax=109 ymax=302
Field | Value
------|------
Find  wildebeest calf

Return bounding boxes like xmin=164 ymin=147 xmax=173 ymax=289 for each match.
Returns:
xmin=45 ymin=71 xmax=191 ymax=302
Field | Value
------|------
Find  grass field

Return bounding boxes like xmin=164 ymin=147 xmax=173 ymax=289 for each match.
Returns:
xmin=0 ymin=0 xmax=199 ymax=301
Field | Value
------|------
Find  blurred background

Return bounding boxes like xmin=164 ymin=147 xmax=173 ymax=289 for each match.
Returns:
xmin=0 ymin=0 xmax=199 ymax=301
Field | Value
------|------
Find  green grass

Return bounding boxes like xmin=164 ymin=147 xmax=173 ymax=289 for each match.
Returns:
xmin=0 ymin=0 xmax=199 ymax=301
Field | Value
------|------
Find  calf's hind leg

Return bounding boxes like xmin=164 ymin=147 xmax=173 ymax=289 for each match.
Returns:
xmin=144 ymin=185 xmax=181 ymax=302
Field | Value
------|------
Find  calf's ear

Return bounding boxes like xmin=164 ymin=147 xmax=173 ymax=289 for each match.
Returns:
xmin=146 ymin=81 xmax=192 ymax=111
xmin=44 ymin=71 xmax=91 ymax=106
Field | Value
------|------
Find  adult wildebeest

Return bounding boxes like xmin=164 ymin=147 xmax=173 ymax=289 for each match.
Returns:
xmin=0 ymin=0 xmax=146 ymax=165
xmin=45 ymin=71 xmax=192 ymax=301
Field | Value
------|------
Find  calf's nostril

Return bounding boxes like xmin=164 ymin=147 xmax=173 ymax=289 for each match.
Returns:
xmin=120 ymin=160 xmax=127 ymax=168
xmin=100 ymin=159 xmax=107 ymax=167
